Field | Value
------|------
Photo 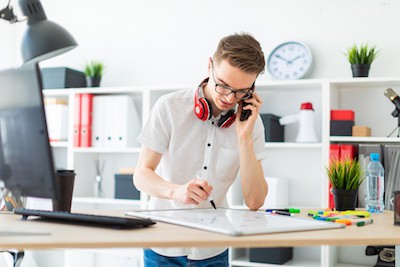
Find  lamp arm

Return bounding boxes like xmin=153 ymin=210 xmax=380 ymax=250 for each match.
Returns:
xmin=0 ymin=3 xmax=18 ymax=23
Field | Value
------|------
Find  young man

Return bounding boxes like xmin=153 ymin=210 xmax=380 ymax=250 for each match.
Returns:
xmin=134 ymin=33 xmax=268 ymax=266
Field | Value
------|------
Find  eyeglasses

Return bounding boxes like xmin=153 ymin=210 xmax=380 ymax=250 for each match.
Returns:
xmin=211 ymin=61 xmax=254 ymax=100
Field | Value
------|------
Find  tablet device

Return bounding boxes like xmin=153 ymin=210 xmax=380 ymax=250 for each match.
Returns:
xmin=125 ymin=208 xmax=344 ymax=236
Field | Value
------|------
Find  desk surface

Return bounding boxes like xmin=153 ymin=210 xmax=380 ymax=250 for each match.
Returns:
xmin=1 ymin=210 xmax=400 ymax=250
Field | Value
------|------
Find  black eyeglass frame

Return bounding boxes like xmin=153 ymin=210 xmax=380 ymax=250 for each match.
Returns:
xmin=211 ymin=61 xmax=254 ymax=100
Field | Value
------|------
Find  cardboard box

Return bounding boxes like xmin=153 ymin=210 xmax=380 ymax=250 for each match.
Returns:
xmin=41 ymin=67 xmax=86 ymax=89
xmin=260 ymin=114 xmax=284 ymax=142
xmin=352 ymin=126 xmax=371 ymax=137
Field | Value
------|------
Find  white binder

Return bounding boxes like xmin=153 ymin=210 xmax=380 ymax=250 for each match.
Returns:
xmin=91 ymin=96 xmax=106 ymax=147
xmin=45 ymin=103 xmax=69 ymax=141
xmin=93 ymin=95 xmax=141 ymax=148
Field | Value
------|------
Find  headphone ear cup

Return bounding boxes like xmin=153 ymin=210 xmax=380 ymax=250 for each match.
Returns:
xmin=218 ymin=109 xmax=236 ymax=128
xmin=195 ymin=97 xmax=212 ymax=121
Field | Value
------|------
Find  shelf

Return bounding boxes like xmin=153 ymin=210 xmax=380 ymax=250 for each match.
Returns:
xmin=73 ymin=147 xmax=141 ymax=153
xmin=334 ymin=264 xmax=368 ymax=267
xmin=72 ymin=197 xmax=143 ymax=211
xmin=42 ymin=89 xmax=72 ymax=96
xmin=50 ymin=141 xmax=69 ymax=148
xmin=231 ymin=256 xmax=320 ymax=267
xmin=330 ymin=136 xmax=400 ymax=143
xmin=265 ymin=142 xmax=322 ymax=149
xmin=44 ymin=85 xmax=191 ymax=95
xmin=73 ymin=197 xmax=141 ymax=206
xmin=329 ymin=77 xmax=400 ymax=88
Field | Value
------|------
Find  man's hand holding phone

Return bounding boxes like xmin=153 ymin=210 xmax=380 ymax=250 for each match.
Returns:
xmin=240 ymin=95 xmax=253 ymax=121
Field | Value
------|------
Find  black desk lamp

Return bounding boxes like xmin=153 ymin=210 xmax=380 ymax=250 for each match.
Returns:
xmin=0 ymin=0 xmax=77 ymax=63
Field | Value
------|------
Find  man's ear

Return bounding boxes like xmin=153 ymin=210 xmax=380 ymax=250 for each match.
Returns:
xmin=207 ymin=57 xmax=212 ymax=74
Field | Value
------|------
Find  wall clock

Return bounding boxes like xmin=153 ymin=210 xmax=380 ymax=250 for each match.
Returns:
xmin=267 ymin=41 xmax=313 ymax=80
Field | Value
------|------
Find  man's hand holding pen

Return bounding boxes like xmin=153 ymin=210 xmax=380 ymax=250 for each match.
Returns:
xmin=172 ymin=177 xmax=214 ymax=207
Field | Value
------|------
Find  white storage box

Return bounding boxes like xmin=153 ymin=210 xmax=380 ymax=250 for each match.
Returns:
xmin=262 ymin=177 xmax=289 ymax=209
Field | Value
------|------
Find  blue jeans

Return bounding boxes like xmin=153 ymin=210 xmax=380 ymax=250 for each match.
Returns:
xmin=143 ymin=249 xmax=229 ymax=267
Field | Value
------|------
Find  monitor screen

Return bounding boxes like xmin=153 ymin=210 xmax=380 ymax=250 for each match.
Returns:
xmin=0 ymin=63 xmax=56 ymax=199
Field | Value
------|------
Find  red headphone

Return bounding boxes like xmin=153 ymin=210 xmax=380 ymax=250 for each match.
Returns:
xmin=194 ymin=78 xmax=236 ymax=128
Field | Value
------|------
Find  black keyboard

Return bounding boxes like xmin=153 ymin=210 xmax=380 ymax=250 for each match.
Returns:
xmin=14 ymin=208 xmax=156 ymax=229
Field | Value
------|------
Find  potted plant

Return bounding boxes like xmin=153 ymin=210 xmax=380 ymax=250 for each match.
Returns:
xmin=325 ymin=157 xmax=365 ymax=211
xmin=345 ymin=44 xmax=379 ymax=77
xmin=84 ymin=60 xmax=104 ymax=87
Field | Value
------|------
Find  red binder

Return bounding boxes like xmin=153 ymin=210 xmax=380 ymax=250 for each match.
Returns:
xmin=80 ymin=93 xmax=93 ymax=147
xmin=73 ymin=94 xmax=82 ymax=147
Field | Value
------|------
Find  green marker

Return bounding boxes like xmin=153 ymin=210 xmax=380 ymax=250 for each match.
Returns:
xmin=265 ymin=208 xmax=300 ymax=214
xmin=356 ymin=219 xmax=373 ymax=227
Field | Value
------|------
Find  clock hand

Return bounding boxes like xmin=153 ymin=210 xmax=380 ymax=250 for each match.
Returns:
xmin=275 ymin=54 xmax=290 ymax=63
xmin=287 ymin=55 xmax=302 ymax=64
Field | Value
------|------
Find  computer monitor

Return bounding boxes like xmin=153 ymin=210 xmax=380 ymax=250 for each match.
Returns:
xmin=0 ymin=63 xmax=56 ymax=201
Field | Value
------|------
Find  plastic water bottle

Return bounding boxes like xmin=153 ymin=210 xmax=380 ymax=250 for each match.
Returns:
xmin=365 ymin=153 xmax=385 ymax=213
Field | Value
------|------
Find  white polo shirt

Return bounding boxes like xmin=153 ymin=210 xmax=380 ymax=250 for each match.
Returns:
xmin=137 ymin=85 xmax=266 ymax=260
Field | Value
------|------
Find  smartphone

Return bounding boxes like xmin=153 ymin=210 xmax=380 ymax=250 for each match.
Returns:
xmin=240 ymin=83 xmax=255 ymax=121
xmin=240 ymin=96 xmax=252 ymax=121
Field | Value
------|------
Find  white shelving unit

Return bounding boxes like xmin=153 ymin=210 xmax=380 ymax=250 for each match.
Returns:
xmin=43 ymin=77 xmax=397 ymax=267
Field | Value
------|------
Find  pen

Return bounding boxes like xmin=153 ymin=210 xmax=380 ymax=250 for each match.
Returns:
xmin=269 ymin=210 xmax=292 ymax=216
xmin=196 ymin=175 xmax=216 ymax=210
xmin=265 ymin=208 xmax=300 ymax=214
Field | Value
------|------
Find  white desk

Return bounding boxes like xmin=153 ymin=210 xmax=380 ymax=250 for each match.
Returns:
xmin=1 ymin=210 xmax=400 ymax=266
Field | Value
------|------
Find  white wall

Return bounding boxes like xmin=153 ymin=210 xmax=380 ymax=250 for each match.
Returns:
xmin=2 ymin=0 xmax=400 ymax=86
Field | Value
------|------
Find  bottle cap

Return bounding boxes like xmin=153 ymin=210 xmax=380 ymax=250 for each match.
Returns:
xmin=370 ymin=153 xmax=379 ymax=161
xmin=300 ymin=102 xmax=314 ymax=110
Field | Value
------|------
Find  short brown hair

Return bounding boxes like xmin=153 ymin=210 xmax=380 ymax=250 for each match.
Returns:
xmin=213 ymin=33 xmax=265 ymax=75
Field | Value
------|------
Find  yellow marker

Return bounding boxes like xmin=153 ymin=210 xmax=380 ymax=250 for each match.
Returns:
xmin=340 ymin=211 xmax=370 ymax=218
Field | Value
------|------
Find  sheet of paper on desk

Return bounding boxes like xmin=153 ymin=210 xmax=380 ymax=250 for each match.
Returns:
xmin=125 ymin=208 xmax=344 ymax=236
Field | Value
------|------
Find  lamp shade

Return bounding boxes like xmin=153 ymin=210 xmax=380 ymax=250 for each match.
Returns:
xmin=19 ymin=0 xmax=77 ymax=63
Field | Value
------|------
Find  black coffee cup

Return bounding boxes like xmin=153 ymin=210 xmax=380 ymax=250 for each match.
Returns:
xmin=52 ymin=170 xmax=76 ymax=212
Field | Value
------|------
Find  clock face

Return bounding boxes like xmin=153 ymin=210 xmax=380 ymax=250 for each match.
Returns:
xmin=267 ymin=42 xmax=313 ymax=80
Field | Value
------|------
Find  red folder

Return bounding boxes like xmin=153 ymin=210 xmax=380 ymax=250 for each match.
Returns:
xmin=340 ymin=144 xmax=355 ymax=160
xmin=329 ymin=144 xmax=340 ymax=161
xmin=80 ymin=93 xmax=93 ymax=147
xmin=73 ymin=94 xmax=82 ymax=147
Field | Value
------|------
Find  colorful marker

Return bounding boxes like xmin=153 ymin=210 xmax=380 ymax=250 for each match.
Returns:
xmin=265 ymin=208 xmax=300 ymax=214
xmin=356 ymin=219 xmax=373 ymax=227
xmin=335 ymin=218 xmax=373 ymax=226
xmin=271 ymin=210 xmax=292 ymax=216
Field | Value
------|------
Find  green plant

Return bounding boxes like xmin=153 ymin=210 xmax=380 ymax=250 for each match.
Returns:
xmin=84 ymin=60 xmax=104 ymax=77
xmin=325 ymin=157 xmax=365 ymax=190
xmin=345 ymin=44 xmax=379 ymax=65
